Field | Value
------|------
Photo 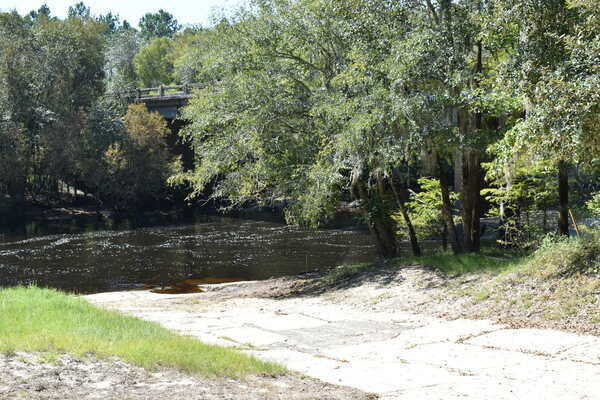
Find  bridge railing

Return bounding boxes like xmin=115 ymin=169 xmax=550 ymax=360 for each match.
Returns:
xmin=107 ymin=83 xmax=212 ymax=101
xmin=132 ymin=83 xmax=205 ymax=100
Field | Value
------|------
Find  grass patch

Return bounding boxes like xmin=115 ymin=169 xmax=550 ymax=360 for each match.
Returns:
xmin=401 ymin=247 xmax=527 ymax=276
xmin=455 ymin=231 xmax=600 ymax=328
xmin=0 ymin=286 xmax=285 ymax=377
xmin=321 ymin=247 xmax=526 ymax=286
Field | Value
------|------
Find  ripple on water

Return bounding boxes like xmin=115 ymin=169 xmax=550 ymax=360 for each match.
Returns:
xmin=0 ymin=217 xmax=378 ymax=293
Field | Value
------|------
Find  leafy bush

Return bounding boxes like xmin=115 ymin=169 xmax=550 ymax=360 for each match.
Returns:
xmin=483 ymin=162 xmax=558 ymax=248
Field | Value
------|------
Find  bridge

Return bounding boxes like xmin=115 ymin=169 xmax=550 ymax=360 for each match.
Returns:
xmin=129 ymin=83 xmax=203 ymax=119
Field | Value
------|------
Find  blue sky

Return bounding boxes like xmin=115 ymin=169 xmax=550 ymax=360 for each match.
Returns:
xmin=0 ymin=0 xmax=245 ymax=27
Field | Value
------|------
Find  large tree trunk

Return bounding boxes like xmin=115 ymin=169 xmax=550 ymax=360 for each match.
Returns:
xmin=461 ymin=149 xmax=484 ymax=252
xmin=558 ymin=161 xmax=569 ymax=236
xmin=460 ymin=38 xmax=484 ymax=252
xmin=354 ymin=175 xmax=398 ymax=259
xmin=437 ymin=157 xmax=463 ymax=254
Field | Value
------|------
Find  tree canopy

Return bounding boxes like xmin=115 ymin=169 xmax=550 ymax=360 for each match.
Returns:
xmin=0 ymin=0 xmax=598 ymax=257
xmin=139 ymin=9 xmax=180 ymax=41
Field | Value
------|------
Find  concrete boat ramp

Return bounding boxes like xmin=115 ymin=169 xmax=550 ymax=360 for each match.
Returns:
xmin=86 ymin=288 xmax=600 ymax=399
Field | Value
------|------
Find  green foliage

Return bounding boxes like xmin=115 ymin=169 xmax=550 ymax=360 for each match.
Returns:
xmin=587 ymin=192 xmax=600 ymax=217
xmin=0 ymin=0 xmax=598 ymax=245
xmin=180 ymin=0 xmax=421 ymax=257
xmin=484 ymin=162 xmax=558 ymax=216
xmin=393 ymin=177 xmax=459 ymax=241
xmin=0 ymin=286 xmax=285 ymax=377
xmin=170 ymin=28 xmax=208 ymax=84
xmin=134 ymin=37 xmax=175 ymax=87
xmin=68 ymin=2 xmax=90 ymax=19
xmin=105 ymin=29 xmax=140 ymax=91
xmin=483 ymin=160 xmax=558 ymax=247
xmin=138 ymin=9 xmax=180 ymax=41
xmin=0 ymin=11 xmax=106 ymax=204
xmin=500 ymin=0 xmax=600 ymax=165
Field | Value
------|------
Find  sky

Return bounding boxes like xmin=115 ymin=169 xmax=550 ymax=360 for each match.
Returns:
xmin=0 ymin=0 xmax=245 ymax=27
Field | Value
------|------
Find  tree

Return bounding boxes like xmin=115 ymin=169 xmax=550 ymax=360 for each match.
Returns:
xmin=139 ymin=10 xmax=180 ymax=41
xmin=68 ymin=2 xmax=90 ymax=19
xmin=181 ymin=0 xmax=422 ymax=258
xmin=395 ymin=178 xmax=460 ymax=251
xmin=28 ymin=4 xmax=51 ymax=21
xmin=134 ymin=37 xmax=175 ymax=87
xmin=106 ymin=29 xmax=140 ymax=91
xmin=0 ymin=11 xmax=106 ymax=206
xmin=102 ymin=104 xmax=179 ymax=210
xmin=97 ymin=12 xmax=120 ymax=34
xmin=500 ymin=0 xmax=599 ymax=235
xmin=170 ymin=28 xmax=208 ymax=84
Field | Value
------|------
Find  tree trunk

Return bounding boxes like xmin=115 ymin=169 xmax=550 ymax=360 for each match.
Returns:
xmin=354 ymin=175 xmax=398 ymax=258
xmin=558 ymin=161 xmax=569 ymax=236
xmin=461 ymin=37 xmax=484 ymax=252
xmin=438 ymin=157 xmax=463 ymax=254
xmin=399 ymin=202 xmax=421 ymax=257
xmin=461 ymin=149 xmax=484 ymax=252
xmin=369 ymin=210 xmax=399 ymax=259
xmin=390 ymin=172 xmax=421 ymax=257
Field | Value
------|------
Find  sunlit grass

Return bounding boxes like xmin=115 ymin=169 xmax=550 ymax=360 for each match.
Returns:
xmin=322 ymin=247 xmax=527 ymax=284
xmin=401 ymin=247 xmax=528 ymax=276
xmin=0 ymin=286 xmax=285 ymax=377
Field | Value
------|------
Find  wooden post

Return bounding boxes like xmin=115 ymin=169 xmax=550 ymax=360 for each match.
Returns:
xmin=136 ymin=88 xmax=141 ymax=100
xmin=569 ymin=209 xmax=580 ymax=237
xmin=159 ymin=85 xmax=164 ymax=97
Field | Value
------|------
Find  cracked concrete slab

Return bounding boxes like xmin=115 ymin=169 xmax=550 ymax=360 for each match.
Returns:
xmin=465 ymin=328 xmax=594 ymax=355
xmin=212 ymin=327 xmax=288 ymax=347
xmin=86 ymin=289 xmax=600 ymax=399
xmin=559 ymin=338 xmax=600 ymax=364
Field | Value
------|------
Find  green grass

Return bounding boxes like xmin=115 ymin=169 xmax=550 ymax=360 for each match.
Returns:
xmin=322 ymin=247 xmax=526 ymax=286
xmin=0 ymin=286 xmax=285 ymax=377
xmin=401 ymin=247 xmax=527 ymax=276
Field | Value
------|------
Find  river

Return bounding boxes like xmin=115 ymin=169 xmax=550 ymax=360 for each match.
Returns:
xmin=0 ymin=215 xmax=379 ymax=293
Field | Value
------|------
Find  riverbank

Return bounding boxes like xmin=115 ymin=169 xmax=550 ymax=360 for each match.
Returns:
xmin=84 ymin=259 xmax=600 ymax=399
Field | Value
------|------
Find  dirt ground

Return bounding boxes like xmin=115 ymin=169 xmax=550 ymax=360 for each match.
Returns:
xmin=0 ymin=352 xmax=373 ymax=400
xmin=241 ymin=264 xmax=600 ymax=336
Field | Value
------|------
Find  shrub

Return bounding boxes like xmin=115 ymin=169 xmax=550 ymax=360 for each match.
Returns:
xmin=529 ymin=230 xmax=600 ymax=278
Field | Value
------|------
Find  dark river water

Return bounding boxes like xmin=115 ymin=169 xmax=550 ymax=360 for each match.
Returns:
xmin=0 ymin=216 xmax=379 ymax=293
